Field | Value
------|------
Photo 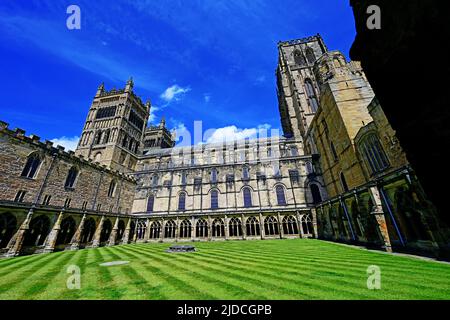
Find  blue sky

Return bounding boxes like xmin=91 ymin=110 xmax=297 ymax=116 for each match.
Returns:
xmin=0 ymin=0 xmax=356 ymax=149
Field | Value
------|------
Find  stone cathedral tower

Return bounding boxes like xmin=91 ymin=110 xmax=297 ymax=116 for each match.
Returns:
xmin=75 ymin=78 xmax=150 ymax=172
xmin=276 ymin=34 xmax=328 ymax=139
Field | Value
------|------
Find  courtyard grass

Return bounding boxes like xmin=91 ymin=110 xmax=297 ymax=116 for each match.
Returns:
xmin=0 ymin=239 xmax=449 ymax=300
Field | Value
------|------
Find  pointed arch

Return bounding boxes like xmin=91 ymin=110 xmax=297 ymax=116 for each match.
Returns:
xmin=195 ymin=219 xmax=208 ymax=238
xmin=21 ymin=152 xmax=42 ymax=179
xmin=245 ymin=216 xmax=260 ymax=236
xmin=228 ymin=217 xmax=242 ymax=237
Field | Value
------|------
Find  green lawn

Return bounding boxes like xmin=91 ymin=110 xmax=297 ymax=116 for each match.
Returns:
xmin=0 ymin=239 xmax=449 ymax=300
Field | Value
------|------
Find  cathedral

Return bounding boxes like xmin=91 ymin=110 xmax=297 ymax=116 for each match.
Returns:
xmin=0 ymin=35 xmax=448 ymax=259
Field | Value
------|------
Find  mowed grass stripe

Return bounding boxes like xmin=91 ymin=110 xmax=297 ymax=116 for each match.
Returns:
xmin=101 ymin=246 xmax=167 ymax=299
xmin=114 ymin=244 xmax=256 ymax=300
xmin=205 ymin=245 xmax=450 ymax=295
xmin=0 ymin=252 xmax=67 ymax=291
xmin=209 ymin=242 xmax=450 ymax=283
xmin=112 ymin=245 xmax=219 ymax=300
xmin=129 ymin=244 xmax=321 ymax=299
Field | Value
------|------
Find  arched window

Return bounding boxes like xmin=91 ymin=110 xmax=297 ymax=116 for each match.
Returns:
xmin=147 ymin=195 xmax=154 ymax=213
xmin=164 ymin=220 xmax=176 ymax=238
xmin=178 ymin=192 xmax=186 ymax=211
xmin=212 ymin=218 xmax=225 ymax=237
xmin=95 ymin=131 xmax=103 ymax=145
xmin=276 ymin=185 xmax=287 ymax=206
xmin=305 ymin=47 xmax=316 ymax=64
xmin=301 ymin=215 xmax=314 ymax=236
xmin=211 ymin=169 xmax=218 ymax=183
xmin=229 ymin=217 xmax=242 ymax=237
xmin=294 ymin=50 xmax=306 ymax=65
xmin=243 ymin=187 xmax=252 ymax=208
xmin=136 ymin=220 xmax=146 ymax=240
xmin=330 ymin=141 xmax=338 ymax=161
xmin=21 ymin=153 xmax=41 ymax=179
xmin=108 ymin=180 xmax=116 ymax=197
xmin=282 ymin=216 xmax=299 ymax=235
xmin=149 ymin=221 xmax=161 ymax=239
xmin=340 ymin=172 xmax=349 ymax=192
xmin=211 ymin=190 xmax=219 ymax=209
xmin=196 ymin=219 xmax=208 ymax=238
xmin=246 ymin=216 xmax=260 ymax=236
xmin=103 ymin=129 xmax=110 ymax=144
xmin=264 ymin=216 xmax=279 ymax=236
xmin=310 ymin=184 xmax=322 ymax=204
xmin=359 ymin=133 xmax=390 ymax=175
xmin=305 ymin=79 xmax=319 ymax=113
xmin=122 ymin=135 xmax=128 ymax=148
xmin=179 ymin=219 xmax=192 ymax=238
xmin=64 ymin=167 xmax=78 ymax=188
xmin=242 ymin=166 xmax=250 ymax=180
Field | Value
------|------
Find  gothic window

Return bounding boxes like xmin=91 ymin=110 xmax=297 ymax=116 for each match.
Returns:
xmin=210 ymin=190 xmax=219 ymax=210
xmin=96 ymin=106 xmax=117 ymax=119
xmin=178 ymin=192 xmax=186 ymax=211
xmin=211 ymin=169 xmax=218 ymax=183
xmin=340 ymin=172 xmax=349 ymax=192
xmin=180 ymin=172 xmax=187 ymax=185
xmin=276 ymin=185 xmax=287 ymax=206
xmin=273 ymin=163 xmax=281 ymax=177
xmin=242 ymin=166 xmax=250 ymax=180
xmin=289 ymin=170 xmax=300 ymax=184
xmin=290 ymin=146 xmax=299 ymax=156
xmin=122 ymin=135 xmax=128 ymax=148
xmin=136 ymin=221 xmax=146 ymax=240
xmin=14 ymin=190 xmax=26 ymax=203
xmin=164 ymin=220 xmax=176 ymax=238
xmin=229 ymin=217 xmax=242 ymax=237
xmin=330 ymin=141 xmax=338 ymax=161
xmin=95 ymin=131 xmax=103 ymax=145
xmin=196 ymin=219 xmax=208 ymax=238
xmin=147 ymin=195 xmax=154 ymax=212
xmin=149 ymin=221 xmax=161 ymax=239
xmin=212 ymin=218 xmax=225 ymax=237
xmin=129 ymin=109 xmax=144 ymax=130
xmin=282 ymin=216 xmax=299 ymax=235
xmin=179 ymin=219 xmax=192 ymax=238
xmin=246 ymin=216 xmax=260 ymax=236
xmin=103 ymin=130 xmax=110 ymax=144
xmin=305 ymin=79 xmax=319 ymax=113
xmin=293 ymin=50 xmax=306 ymax=65
xmin=310 ymin=184 xmax=322 ymax=204
xmin=65 ymin=167 xmax=78 ymax=188
xmin=243 ymin=187 xmax=252 ymax=208
xmin=21 ymin=153 xmax=41 ymax=179
xmin=305 ymin=47 xmax=316 ymax=64
xmin=108 ymin=180 xmax=116 ymax=197
xmin=358 ymin=133 xmax=390 ymax=175
xmin=264 ymin=216 xmax=279 ymax=236
xmin=301 ymin=215 xmax=314 ymax=236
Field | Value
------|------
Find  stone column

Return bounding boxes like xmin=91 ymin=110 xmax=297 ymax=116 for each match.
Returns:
xmin=108 ymin=217 xmax=120 ymax=246
xmin=42 ymin=211 xmax=64 ymax=253
xmin=191 ymin=216 xmax=195 ymax=241
xmin=296 ymin=211 xmax=303 ymax=238
xmin=143 ymin=218 xmax=151 ymax=242
xmin=259 ymin=213 xmax=265 ymax=240
xmin=224 ymin=215 xmax=229 ymax=240
xmin=5 ymin=208 xmax=34 ymax=257
xmin=368 ymin=185 xmax=393 ymax=252
xmin=277 ymin=212 xmax=284 ymax=239
xmin=91 ymin=215 xmax=105 ymax=248
xmin=69 ymin=214 xmax=86 ymax=250
xmin=241 ymin=214 xmax=247 ymax=240
xmin=132 ymin=219 xmax=139 ymax=243
xmin=311 ymin=208 xmax=318 ymax=238
xmin=175 ymin=217 xmax=180 ymax=242
xmin=207 ymin=216 xmax=212 ymax=241
xmin=121 ymin=218 xmax=132 ymax=245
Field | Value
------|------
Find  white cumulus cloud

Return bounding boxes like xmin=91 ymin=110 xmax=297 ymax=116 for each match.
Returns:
xmin=160 ymin=84 xmax=191 ymax=103
xmin=50 ymin=136 xmax=80 ymax=151
xmin=205 ymin=124 xmax=275 ymax=144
